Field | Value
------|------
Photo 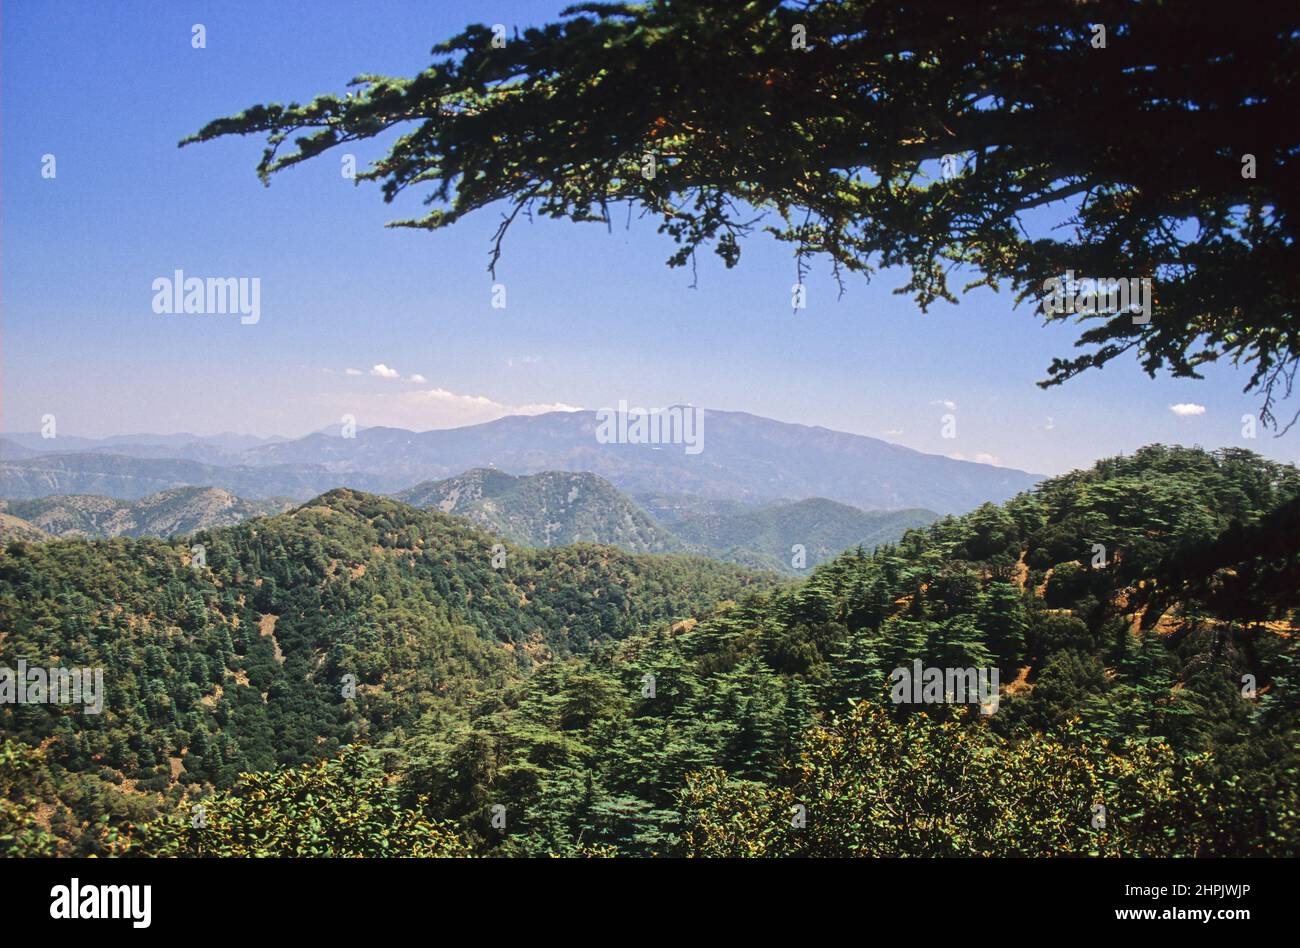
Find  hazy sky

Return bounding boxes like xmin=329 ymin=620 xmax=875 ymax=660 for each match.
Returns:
xmin=3 ymin=0 xmax=1295 ymax=476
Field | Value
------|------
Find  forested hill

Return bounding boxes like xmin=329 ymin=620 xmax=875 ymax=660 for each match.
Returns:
xmin=350 ymin=445 xmax=1299 ymax=856
xmin=0 ymin=487 xmax=292 ymax=539
xmin=2 ymin=446 xmax=1297 ymax=857
xmin=0 ymin=489 xmax=780 ymax=854
xmin=394 ymin=469 xmax=938 ymax=570
xmin=395 ymin=469 xmax=680 ymax=553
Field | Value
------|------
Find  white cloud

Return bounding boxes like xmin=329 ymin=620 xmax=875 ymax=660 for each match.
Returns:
xmin=408 ymin=374 xmax=427 ymax=384
xmin=516 ymin=401 xmax=583 ymax=416
xmin=883 ymin=428 xmax=904 ymax=437
xmin=344 ymin=368 xmax=362 ymax=376
xmin=370 ymin=364 xmax=400 ymax=379
xmin=1045 ymin=417 xmax=1056 ymax=431
xmin=948 ymin=451 xmax=1002 ymax=466
xmin=1170 ymin=403 xmax=1206 ymax=417
xmin=316 ymin=385 xmax=582 ymax=431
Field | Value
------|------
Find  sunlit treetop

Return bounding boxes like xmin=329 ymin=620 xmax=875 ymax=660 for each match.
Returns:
xmin=184 ymin=0 xmax=1300 ymax=427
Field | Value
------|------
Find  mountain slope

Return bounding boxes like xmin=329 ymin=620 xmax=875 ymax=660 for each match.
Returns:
xmin=0 ymin=488 xmax=781 ymax=853
xmin=395 ymin=469 xmax=680 ymax=552
xmin=0 ymin=511 xmax=49 ymax=542
xmin=1 ymin=487 xmax=291 ymax=538
xmin=377 ymin=444 xmax=1300 ymax=856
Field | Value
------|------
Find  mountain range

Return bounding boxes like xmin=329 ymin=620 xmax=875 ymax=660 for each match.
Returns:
xmin=0 ymin=408 xmax=1040 ymax=513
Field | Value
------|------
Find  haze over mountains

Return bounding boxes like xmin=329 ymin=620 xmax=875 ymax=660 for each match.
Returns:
xmin=1 ymin=408 xmax=1040 ymax=512
xmin=0 ymin=450 xmax=349 ymax=502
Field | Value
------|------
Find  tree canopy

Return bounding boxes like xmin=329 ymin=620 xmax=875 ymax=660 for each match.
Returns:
xmin=5 ymin=446 xmax=1298 ymax=855
xmin=184 ymin=0 xmax=1300 ymax=425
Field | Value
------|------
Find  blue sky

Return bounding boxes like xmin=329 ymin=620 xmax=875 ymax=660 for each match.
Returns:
xmin=3 ymin=0 xmax=1295 ymax=476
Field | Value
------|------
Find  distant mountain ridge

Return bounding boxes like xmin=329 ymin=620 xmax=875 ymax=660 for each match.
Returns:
xmin=1 ymin=431 xmax=284 ymax=463
xmin=0 ymin=452 xmax=396 ymax=501
xmin=1 ymin=408 xmax=1041 ymax=513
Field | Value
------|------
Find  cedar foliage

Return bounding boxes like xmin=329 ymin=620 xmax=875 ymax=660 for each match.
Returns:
xmin=184 ymin=1 xmax=1300 ymax=426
